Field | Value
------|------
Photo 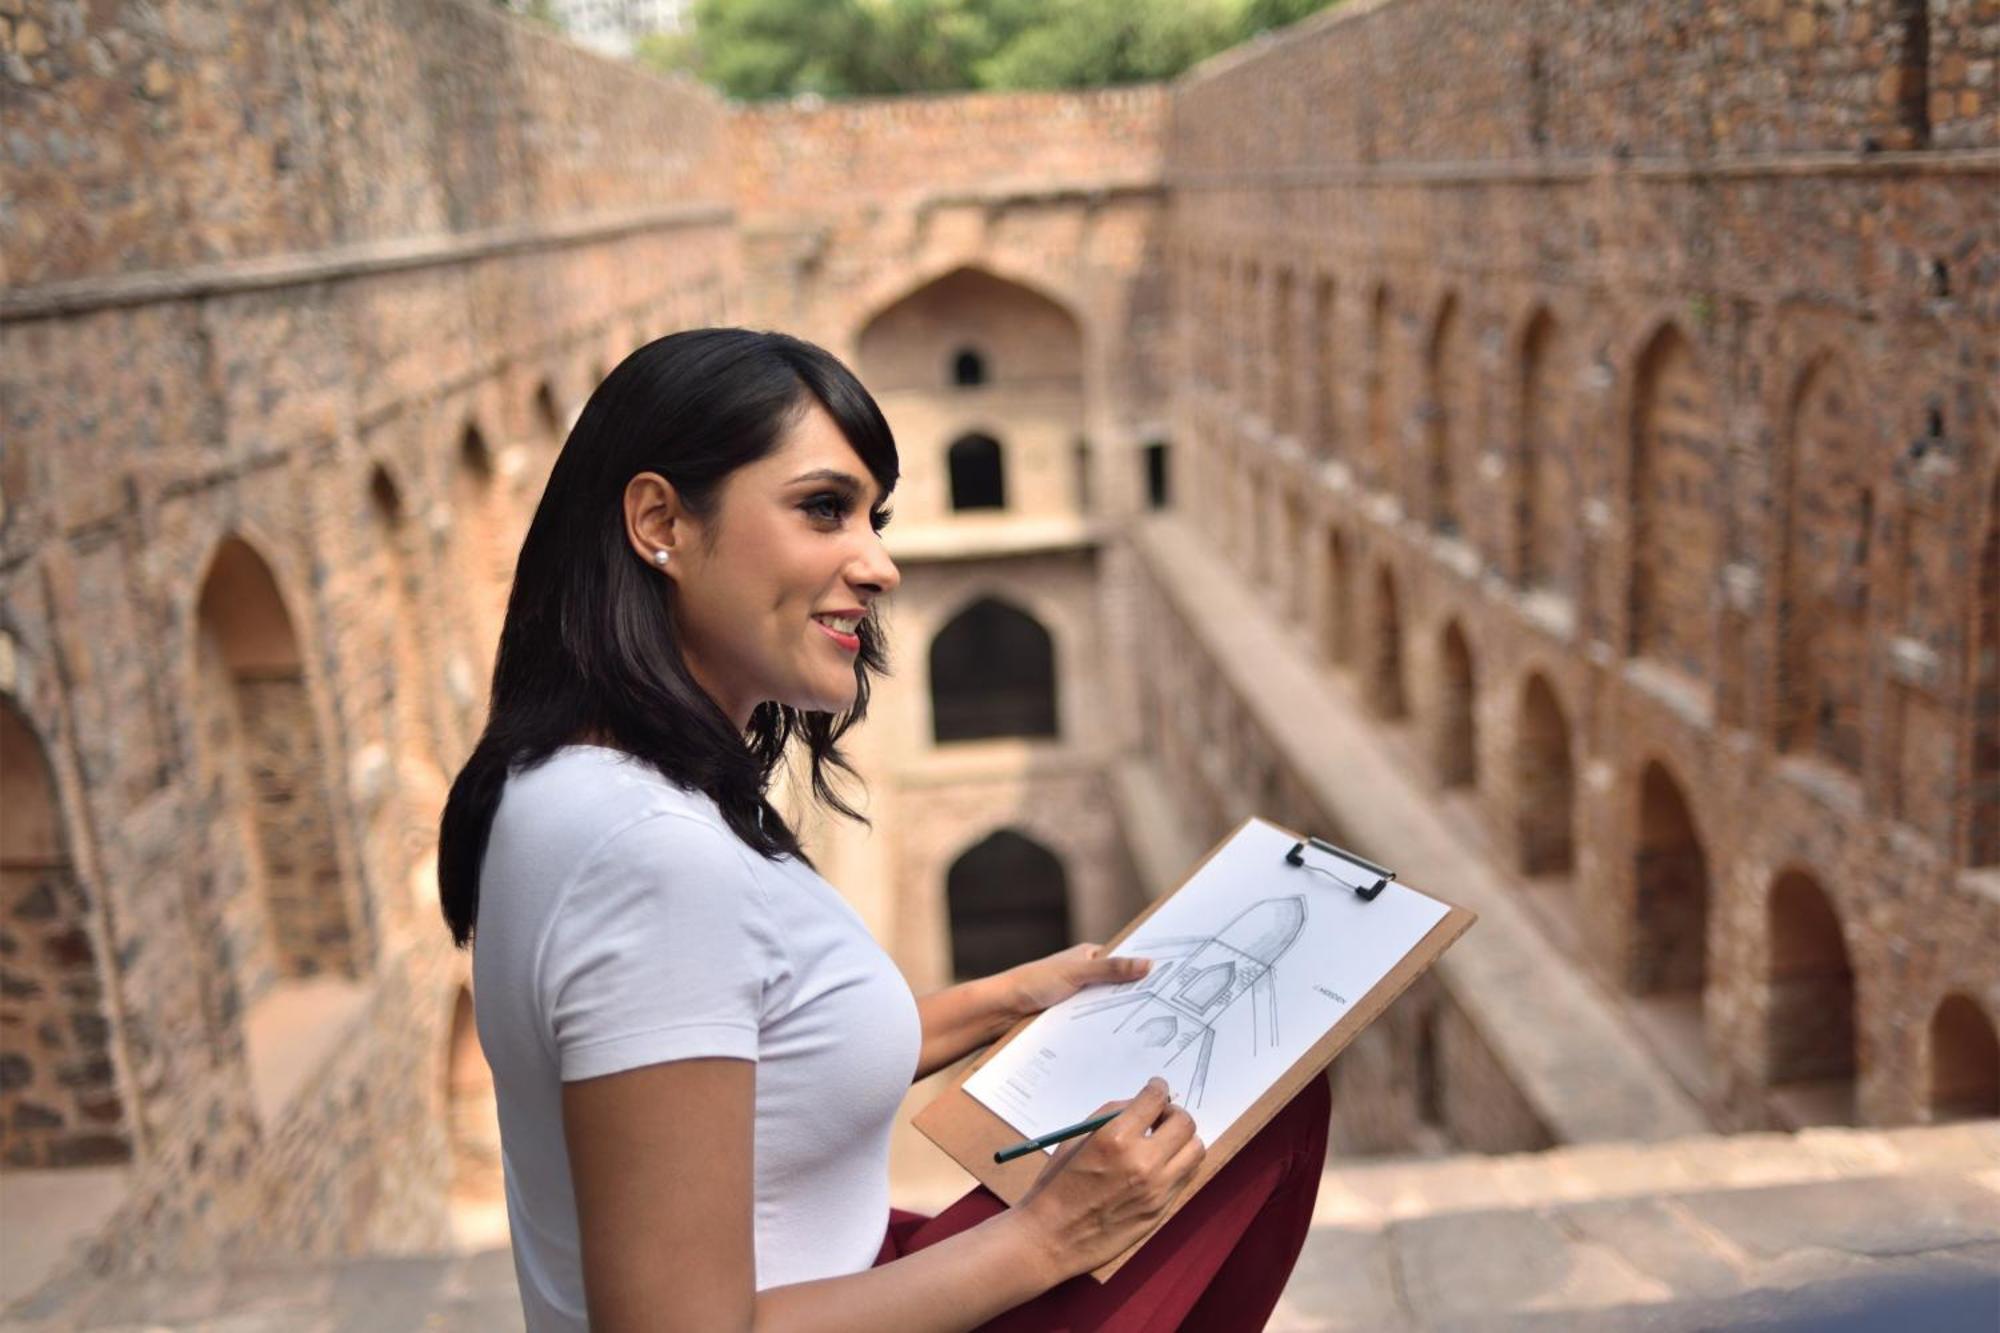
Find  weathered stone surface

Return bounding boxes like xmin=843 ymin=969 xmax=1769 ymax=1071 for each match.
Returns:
xmin=2 ymin=0 xmax=1995 ymax=1321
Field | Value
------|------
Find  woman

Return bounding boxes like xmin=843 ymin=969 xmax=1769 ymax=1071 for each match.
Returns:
xmin=439 ymin=328 xmax=1330 ymax=1331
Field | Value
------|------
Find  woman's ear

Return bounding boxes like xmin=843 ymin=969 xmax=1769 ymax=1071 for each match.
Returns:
xmin=624 ymin=472 xmax=681 ymax=571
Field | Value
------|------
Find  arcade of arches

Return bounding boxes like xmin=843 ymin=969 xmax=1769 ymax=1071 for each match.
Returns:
xmin=2 ymin=0 xmax=1995 ymax=1293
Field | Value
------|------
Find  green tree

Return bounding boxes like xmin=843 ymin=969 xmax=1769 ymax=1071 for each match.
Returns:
xmin=636 ymin=0 xmax=1345 ymax=101
xmin=972 ymin=0 xmax=1243 ymax=91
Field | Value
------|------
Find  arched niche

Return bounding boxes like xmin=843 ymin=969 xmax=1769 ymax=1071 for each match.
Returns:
xmin=945 ymin=829 xmax=1071 ymax=981
xmin=1777 ymin=354 xmax=1871 ymax=771
xmin=532 ymin=380 xmax=562 ymax=444
xmin=1516 ymin=674 xmax=1576 ymax=877
xmin=1367 ymin=285 xmax=1394 ymax=485
xmin=1518 ymin=308 xmax=1576 ymax=598
xmin=952 ymin=348 xmax=986 ymax=387
xmin=452 ymin=419 xmax=510 ymax=687
xmin=947 ymin=432 xmax=1006 ymax=511
xmin=1765 ymin=869 xmax=1857 ymax=1124
xmin=1311 ymin=274 xmax=1337 ymax=457
xmin=1970 ymin=474 xmax=1999 ymax=865
xmin=1143 ymin=439 xmax=1171 ymax=510
xmin=1425 ymin=294 xmax=1464 ymax=536
xmin=1434 ymin=619 xmax=1477 ymax=788
xmin=1629 ymin=324 xmax=1719 ymax=684
xmin=1631 ymin=760 xmax=1708 ymax=998
xmin=446 ymin=985 xmax=503 ymax=1239
xmin=194 ymin=536 xmax=356 ymax=996
xmin=929 ymin=597 xmax=1058 ymax=743
xmin=0 ymin=698 xmax=130 ymax=1169
xmin=1369 ymin=566 xmax=1408 ymax=720
xmin=366 ymin=464 xmax=437 ymax=767
xmin=1272 ymin=265 xmax=1298 ymax=436
xmin=1323 ymin=529 xmax=1353 ymax=666
xmin=856 ymin=267 xmax=1082 ymax=394
xmin=1928 ymin=993 xmax=1999 ymax=1121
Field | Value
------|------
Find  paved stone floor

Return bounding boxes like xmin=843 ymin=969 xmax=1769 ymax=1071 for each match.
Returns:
xmin=8 ymin=1123 xmax=1998 ymax=1331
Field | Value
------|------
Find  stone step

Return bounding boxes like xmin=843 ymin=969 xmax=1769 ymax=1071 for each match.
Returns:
xmin=8 ymin=1123 xmax=1996 ymax=1331
xmin=1271 ymin=1166 xmax=2000 ymax=1332
xmin=1308 ymin=1119 xmax=2000 ymax=1231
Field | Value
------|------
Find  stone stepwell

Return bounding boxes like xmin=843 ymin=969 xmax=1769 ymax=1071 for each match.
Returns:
xmin=7 ymin=1119 xmax=1993 ymax=1331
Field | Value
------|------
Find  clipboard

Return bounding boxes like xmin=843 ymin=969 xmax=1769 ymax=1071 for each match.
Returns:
xmin=912 ymin=814 xmax=1477 ymax=1282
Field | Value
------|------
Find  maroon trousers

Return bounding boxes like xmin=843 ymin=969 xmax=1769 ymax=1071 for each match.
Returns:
xmin=873 ymin=1074 xmax=1331 ymax=1332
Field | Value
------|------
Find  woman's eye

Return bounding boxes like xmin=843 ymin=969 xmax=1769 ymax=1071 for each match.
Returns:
xmin=804 ymin=494 xmax=848 ymax=522
xmin=870 ymin=507 xmax=894 ymax=533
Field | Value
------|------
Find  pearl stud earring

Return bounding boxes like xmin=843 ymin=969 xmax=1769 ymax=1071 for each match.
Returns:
xmin=652 ymin=549 xmax=670 ymax=565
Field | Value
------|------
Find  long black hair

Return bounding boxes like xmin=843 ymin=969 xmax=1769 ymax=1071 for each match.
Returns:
xmin=437 ymin=328 xmax=900 ymax=947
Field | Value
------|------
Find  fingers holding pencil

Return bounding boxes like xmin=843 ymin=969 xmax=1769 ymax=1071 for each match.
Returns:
xmin=1014 ymin=1076 xmax=1208 ymax=1278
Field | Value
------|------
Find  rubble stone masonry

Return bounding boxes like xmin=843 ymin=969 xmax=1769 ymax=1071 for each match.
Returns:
xmin=1 ymin=0 xmax=1995 ymax=1297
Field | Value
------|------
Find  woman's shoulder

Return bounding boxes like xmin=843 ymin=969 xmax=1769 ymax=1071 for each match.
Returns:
xmin=489 ymin=746 xmax=727 ymax=870
xmin=514 ymin=744 xmax=713 ymax=811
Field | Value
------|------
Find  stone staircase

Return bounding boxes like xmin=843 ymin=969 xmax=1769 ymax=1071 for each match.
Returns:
xmin=8 ymin=1121 xmax=1994 ymax=1331
xmin=1265 ymin=1120 xmax=2000 ymax=1331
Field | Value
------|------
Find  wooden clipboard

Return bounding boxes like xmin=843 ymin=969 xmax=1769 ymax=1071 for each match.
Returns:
xmin=912 ymin=815 xmax=1476 ymax=1282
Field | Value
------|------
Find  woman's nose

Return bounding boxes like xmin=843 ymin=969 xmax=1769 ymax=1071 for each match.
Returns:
xmin=858 ymin=534 xmax=900 ymax=594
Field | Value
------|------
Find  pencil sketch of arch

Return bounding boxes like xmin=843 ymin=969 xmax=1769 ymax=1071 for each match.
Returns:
xmin=1067 ymin=896 xmax=1308 ymax=1108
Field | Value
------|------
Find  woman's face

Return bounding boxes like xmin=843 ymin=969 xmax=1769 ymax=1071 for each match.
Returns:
xmin=626 ymin=402 xmax=900 ymax=731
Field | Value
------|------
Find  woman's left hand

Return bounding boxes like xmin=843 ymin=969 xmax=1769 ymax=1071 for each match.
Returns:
xmin=1005 ymin=942 xmax=1152 ymax=1017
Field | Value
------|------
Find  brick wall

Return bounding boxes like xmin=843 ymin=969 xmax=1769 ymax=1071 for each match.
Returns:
xmin=1166 ymin=0 xmax=1999 ymax=1130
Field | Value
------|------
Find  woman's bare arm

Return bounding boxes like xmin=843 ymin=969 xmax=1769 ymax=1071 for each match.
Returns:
xmin=913 ymin=947 xmax=1153 ymax=1081
xmin=564 ymin=1057 xmax=1063 ymax=1333
xmin=565 ymin=1059 xmax=1203 ymax=1332
xmin=912 ymin=974 xmax=1025 ymax=1081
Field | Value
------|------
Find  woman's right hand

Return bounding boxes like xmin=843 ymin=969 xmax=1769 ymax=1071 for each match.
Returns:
xmin=1011 ymin=1077 xmax=1206 ymax=1280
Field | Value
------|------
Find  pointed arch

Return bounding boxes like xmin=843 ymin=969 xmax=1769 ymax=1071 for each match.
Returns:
xmin=1970 ymin=472 xmax=2000 ymax=865
xmin=952 ymin=347 xmax=987 ymax=387
xmin=452 ymin=418 xmax=510 ymax=684
xmin=929 ymin=596 xmax=1058 ymax=742
xmin=1240 ymin=261 xmax=1263 ymax=408
xmin=1434 ymin=619 xmax=1477 ymax=788
xmin=1272 ymin=265 xmax=1298 ymax=436
xmin=1629 ymin=324 xmax=1719 ymax=682
xmin=193 ymin=536 xmax=357 ymax=998
xmin=1323 ymin=528 xmax=1353 ymax=666
xmin=1369 ymin=565 xmax=1408 ymax=720
xmin=1367 ymin=284 xmax=1394 ymax=486
xmin=946 ymin=829 xmax=1071 ymax=981
xmin=446 ymin=984 xmax=504 ymax=1242
xmin=1518 ymin=307 xmax=1576 ymax=597
xmin=532 ymin=379 xmax=562 ymax=444
xmin=1928 ymin=993 xmax=1999 ymax=1121
xmin=0 ymin=697 xmax=131 ymax=1168
xmin=1766 ymin=868 xmax=1857 ymax=1123
xmin=1517 ymin=674 xmax=1576 ymax=876
xmin=1425 ymin=293 xmax=1464 ymax=535
xmin=948 ymin=432 xmax=1006 ymax=511
xmin=1777 ymin=352 xmax=1871 ymax=770
xmin=366 ymin=464 xmax=437 ymax=767
xmin=1312 ymin=274 xmax=1338 ymax=459
xmin=1632 ymin=759 xmax=1708 ymax=998
xmin=855 ymin=266 xmax=1082 ymax=393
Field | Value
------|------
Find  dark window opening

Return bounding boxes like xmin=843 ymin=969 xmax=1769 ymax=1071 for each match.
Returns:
xmin=930 ymin=598 xmax=1057 ymax=742
xmin=948 ymin=433 xmax=1006 ymax=511
xmin=947 ymin=830 xmax=1071 ymax=981
xmin=1144 ymin=440 xmax=1171 ymax=510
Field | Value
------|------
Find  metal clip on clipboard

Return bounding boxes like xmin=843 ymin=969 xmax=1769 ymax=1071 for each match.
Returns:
xmin=1283 ymin=835 xmax=1395 ymax=902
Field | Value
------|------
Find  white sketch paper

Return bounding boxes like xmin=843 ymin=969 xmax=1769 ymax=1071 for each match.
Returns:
xmin=963 ymin=818 xmax=1449 ymax=1150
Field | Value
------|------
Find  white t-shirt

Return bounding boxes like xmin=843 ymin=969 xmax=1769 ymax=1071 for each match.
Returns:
xmin=472 ymin=745 xmax=922 ymax=1330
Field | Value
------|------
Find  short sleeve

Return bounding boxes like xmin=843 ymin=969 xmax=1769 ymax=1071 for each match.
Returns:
xmin=538 ymin=813 xmax=787 ymax=1082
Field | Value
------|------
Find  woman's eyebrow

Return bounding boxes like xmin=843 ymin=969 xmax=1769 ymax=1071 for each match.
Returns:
xmin=787 ymin=468 xmax=882 ymax=506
